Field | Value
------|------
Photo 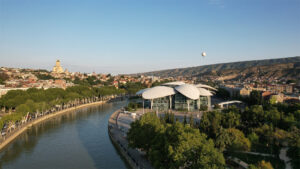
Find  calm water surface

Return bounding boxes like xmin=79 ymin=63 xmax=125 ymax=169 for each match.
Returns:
xmin=0 ymin=101 xmax=130 ymax=169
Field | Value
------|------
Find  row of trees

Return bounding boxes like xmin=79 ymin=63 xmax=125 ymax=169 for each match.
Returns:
xmin=127 ymin=113 xmax=225 ymax=169
xmin=0 ymin=85 xmax=125 ymax=129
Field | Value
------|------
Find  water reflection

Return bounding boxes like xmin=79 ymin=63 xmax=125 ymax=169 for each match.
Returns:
xmin=0 ymin=101 xmax=130 ymax=169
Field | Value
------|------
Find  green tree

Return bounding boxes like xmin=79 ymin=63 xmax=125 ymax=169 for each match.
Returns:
xmin=183 ymin=115 xmax=187 ymax=125
xmin=215 ymin=128 xmax=251 ymax=152
xmin=249 ymin=90 xmax=263 ymax=105
xmin=127 ymin=112 xmax=163 ymax=153
xmin=241 ymin=105 xmax=266 ymax=128
xmin=199 ymin=111 xmax=222 ymax=138
xmin=149 ymin=122 xmax=225 ymax=169
xmin=189 ymin=114 xmax=194 ymax=127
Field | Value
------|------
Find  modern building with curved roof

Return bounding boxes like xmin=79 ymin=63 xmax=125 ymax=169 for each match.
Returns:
xmin=136 ymin=82 xmax=214 ymax=111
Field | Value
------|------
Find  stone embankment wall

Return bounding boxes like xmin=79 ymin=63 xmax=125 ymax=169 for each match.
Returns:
xmin=108 ymin=109 xmax=143 ymax=169
xmin=0 ymin=100 xmax=106 ymax=151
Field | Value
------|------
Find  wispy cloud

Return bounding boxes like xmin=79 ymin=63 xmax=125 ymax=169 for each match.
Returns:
xmin=209 ymin=0 xmax=225 ymax=8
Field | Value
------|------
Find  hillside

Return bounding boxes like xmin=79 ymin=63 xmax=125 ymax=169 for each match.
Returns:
xmin=135 ymin=56 xmax=300 ymax=80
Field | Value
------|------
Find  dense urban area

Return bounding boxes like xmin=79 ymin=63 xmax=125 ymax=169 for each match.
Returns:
xmin=0 ymin=59 xmax=300 ymax=169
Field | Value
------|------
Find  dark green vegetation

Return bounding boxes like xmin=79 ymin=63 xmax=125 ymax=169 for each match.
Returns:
xmin=0 ymin=73 xmax=9 ymax=85
xmin=0 ymin=86 xmax=125 ymax=129
xmin=136 ymin=56 xmax=300 ymax=79
xmin=229 ymin=152 xmax=285 ymax=169
xmin=199 ymin=101 xmax=300 ymax=168
xmin=125 ymin=102 xmax=142 ymax=111
xmin=127 ymin=113 xmax=225 ymax=169
xmin=119 ymin=82 xmax=147 ymax=95
xmin=127 ymin=93 xmax=300 ymax=168
xmin=35 ymin=73 xmax=56 ymax=80
xmin=73 ymin=76 xmax=106 ymax=86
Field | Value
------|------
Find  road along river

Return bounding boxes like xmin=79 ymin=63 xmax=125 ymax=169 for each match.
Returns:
xmin=0 ymin=101 xmax=130 ymax=169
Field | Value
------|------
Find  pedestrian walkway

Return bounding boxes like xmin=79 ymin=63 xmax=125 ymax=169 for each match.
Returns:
xmin=279 ymin=148 xmax=292 ymax=169
xmin=108 ymin=110 xmax=153 ymax=169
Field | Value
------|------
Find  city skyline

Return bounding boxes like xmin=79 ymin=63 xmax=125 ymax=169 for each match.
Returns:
xmin=1 ymin=0 xmax=300 ymax=74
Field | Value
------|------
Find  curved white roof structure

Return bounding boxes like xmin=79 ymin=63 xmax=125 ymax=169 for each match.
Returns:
xmin=136 ymin=88 xmax=150 ymax=95
xmin=198 ymin=88 xmax=213 ymax=96
xmin=218 ymin=100 xmax=242 ymax=106
xmin=175 ymin=84 xmax=200 ymax=100
xmin=195 ymin=84 xmax=217 ymax=91
xmin=142 ymin=86 xmax=176 ymax=99
xmin=137 ymin=83 xmax=215 ymax=100
xmin=162 ymin=81 xmax=185 ymax=86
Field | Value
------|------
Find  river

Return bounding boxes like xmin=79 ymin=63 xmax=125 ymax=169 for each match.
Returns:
xmin=0 ymin=101 xmax=130 ymax=169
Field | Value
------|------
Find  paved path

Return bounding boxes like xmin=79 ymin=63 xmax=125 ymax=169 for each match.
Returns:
xmin=227 ymin=156 xmax=249 ymax=169
xmin=234 ymin=151 xmax=275 ymax=157
xmin=236 ymin=149 xmax=293 ymax=169
xmin=108 ymin=110 xmax=153 ymax=169
xmin=279 ymin=148 xmax=292 ymax=169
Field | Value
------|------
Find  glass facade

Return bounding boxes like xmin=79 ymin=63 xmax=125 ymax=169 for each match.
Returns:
xmin=200 ymin=96 xmax=208 ymax=106
xmin=174 ymin=93 xmax=187 ymax=110
xmin=144 ymin=94 xmax=210 ymax=111
xmin=152 ymin=96 xmax=170 ymax=111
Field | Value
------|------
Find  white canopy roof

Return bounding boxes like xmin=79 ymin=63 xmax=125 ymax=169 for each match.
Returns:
xmin=162 ymin=81 xmax=185 ymax=86
xmin=142 ymin=86 xmax=176 ymax=99
xmin=136 ymin=88 xmax=150 ymax=95
xmin=218 ymin=100 xmax=242 ymax=106
xmin=198 ymin=88 xmax=213 ymax=96
xmin=175 ymin=84 xmax=200 ymax=100
xmin=195 ymin=84 xmax=217 ymax=91
xmin=137 ymin=83 xmax=215 ymax=100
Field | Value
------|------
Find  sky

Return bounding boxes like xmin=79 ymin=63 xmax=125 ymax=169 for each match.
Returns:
xmin=0 ymin=0 xmax=299 ymax=74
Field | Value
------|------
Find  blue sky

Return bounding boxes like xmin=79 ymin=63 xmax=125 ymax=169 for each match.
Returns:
xmin=0 ymin=0 xmax=299 ymax=74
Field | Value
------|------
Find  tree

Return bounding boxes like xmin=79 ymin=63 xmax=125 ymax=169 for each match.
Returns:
xmin=15 ymin=104 xmax=31 ymax=114
xmin=183 ymin=115 xmax=187 ymax=125
xmin=241 ymin=105 xmax=266 ymax=128
xmin=215 ymin=128 xmax=251 ymax=152
xmin=248 ymin=132 xmax=259 ymax=144
xmin=199 ymin=111 xmax=222 ymax=138
xmin=287 ymin=127 xmax=300 ymax=169
xmin=0 ymin=72 xmax=9 ymax=84
xmin=269 ymin=95 xmax=277 ymax=104
xmin=189 ymin=114 xmax=194 ymax=127
xmin=221 ymin=110 xmax=240 ymax=128
xmin=127 ymin=112 xmax=163 ymax=153
xmin=128 ymin=113 xmax=225 ymax=169
xmin=249 ymin=160 xmax=274 ymax=169
xmin=249 ymin=90 xmax=263 ymax=105
xmin=149 ymin=122 xmax=225 ymax=169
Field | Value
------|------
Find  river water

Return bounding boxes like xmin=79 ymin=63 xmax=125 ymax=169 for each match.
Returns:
xmin=0 ymin=101 xmax=130 ymax=169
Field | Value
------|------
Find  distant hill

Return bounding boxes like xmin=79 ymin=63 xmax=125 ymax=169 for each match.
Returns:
xmin=135 ymin=56 xmax=300 ymax=80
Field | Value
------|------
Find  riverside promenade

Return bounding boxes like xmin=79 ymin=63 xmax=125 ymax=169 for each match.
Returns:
xmin=108 ymin=109 xmax=153 ymax=169
xmin=0 ymin=99 xmax=107 ymax=151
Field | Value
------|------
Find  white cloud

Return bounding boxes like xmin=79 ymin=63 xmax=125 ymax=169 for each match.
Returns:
xmin=209 ymin=0 xmax=225 ymax=8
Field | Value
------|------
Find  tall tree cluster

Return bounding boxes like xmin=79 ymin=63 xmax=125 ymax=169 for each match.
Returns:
xmin=127 ymin=113 xmax=225 ymax=169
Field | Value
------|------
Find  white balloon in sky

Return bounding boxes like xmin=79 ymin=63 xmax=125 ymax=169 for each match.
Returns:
xmin=202 ymin=52 xmax=206 ymax=57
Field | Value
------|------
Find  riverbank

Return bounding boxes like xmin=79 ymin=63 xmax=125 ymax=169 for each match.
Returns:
xmin=108 ymin=109 xmax=153 ymax=169
xmin=0 ymin=100 xmax=106 ymax=151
